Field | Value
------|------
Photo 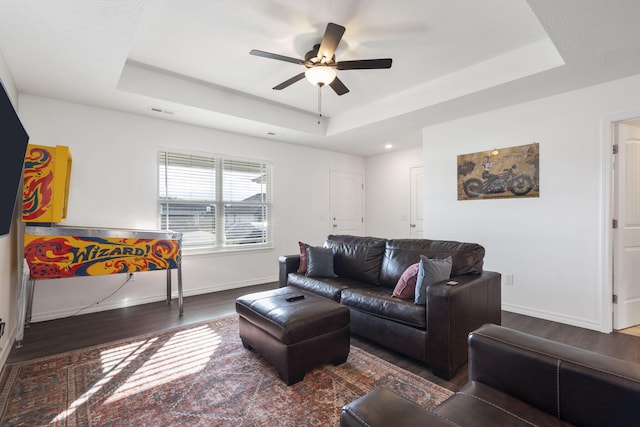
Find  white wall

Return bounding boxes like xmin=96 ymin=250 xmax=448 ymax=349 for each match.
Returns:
xmin=18 ymin=95 xmax=364 ymax=322
xmin=0 ymin=51 xmax=20 ymax=367
xmin=422 ymin=73 xmax=640 ymax=332
xmin=365 ymin=147 xmax=422 ymax=238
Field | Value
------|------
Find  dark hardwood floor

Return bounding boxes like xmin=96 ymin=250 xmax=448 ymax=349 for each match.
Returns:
xmin=6 ymin=282 xmax=640 ymax=391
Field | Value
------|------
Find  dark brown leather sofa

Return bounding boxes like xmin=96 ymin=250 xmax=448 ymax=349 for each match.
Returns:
xmin=278 ymin=235 xmax=501 ymax=379
xmin=341 ymin=324 xmax=640 ymax=427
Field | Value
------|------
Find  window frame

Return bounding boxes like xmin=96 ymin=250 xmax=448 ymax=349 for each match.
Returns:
xmin=158 ymin=150 xmax=273 ymax=254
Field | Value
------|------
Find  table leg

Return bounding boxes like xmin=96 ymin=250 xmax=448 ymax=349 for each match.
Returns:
xmin=178 ymin=263 xmax=184 ymax=317
xmin=166 ymin=269 xmax=172 ymax=305
xmin=25 ymin=278 xmax=36 ymax=326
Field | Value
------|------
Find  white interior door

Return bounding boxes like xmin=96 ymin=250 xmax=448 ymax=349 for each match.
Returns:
xmin=410 ymin=166 xmax=424 ymax=238
xmin=331 ymin=170 xmax=363 ymax=236
xmin=613 ymin=121 xmax=640 ymax=329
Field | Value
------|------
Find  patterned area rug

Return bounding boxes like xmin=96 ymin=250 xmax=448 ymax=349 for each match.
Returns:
xmin=0 ymin=315 xmax=453 ymax=426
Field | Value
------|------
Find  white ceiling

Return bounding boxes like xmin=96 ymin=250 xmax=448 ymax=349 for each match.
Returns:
xmin=1 ymin=0 xmax=640 ymax=156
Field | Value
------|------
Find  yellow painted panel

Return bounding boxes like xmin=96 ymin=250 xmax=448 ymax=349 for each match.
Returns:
xmin=23 ymin=144 xmax=72 ymax=223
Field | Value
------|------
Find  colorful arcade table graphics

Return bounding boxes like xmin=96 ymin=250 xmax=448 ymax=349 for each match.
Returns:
xmin=24 ymin=227 xmax=181 ymax=278
xmin=22 ymin=144 xmax=72 ymax=223
xmin=22 ymin=226 xmax=183 ymax=328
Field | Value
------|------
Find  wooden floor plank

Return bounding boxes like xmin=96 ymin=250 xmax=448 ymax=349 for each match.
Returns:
xmin=619 ymin=325 xmax=640 ymax=338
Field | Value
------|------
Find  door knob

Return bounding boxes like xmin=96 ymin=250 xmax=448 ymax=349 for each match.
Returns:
xmin=410 ymin=224 xmax=416 ymax=228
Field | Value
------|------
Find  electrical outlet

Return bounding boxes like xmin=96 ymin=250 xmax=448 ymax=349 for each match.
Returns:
xmin=504 ymin=274 xmax=514 ymax=286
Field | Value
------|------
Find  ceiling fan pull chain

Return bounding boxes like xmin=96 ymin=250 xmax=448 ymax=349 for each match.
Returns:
xmin=317 ymin=84 xmax=322 ymax=124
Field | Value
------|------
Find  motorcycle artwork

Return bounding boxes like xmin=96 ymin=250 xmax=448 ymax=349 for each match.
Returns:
xmin=457 ymin=143 xmax=539 ymax=200
xmin=463 ymin=164 xmax=533 ymax=197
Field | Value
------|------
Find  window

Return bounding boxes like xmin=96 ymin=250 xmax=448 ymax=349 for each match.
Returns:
xmin=158 ymin=151 xmax=272 ymax=251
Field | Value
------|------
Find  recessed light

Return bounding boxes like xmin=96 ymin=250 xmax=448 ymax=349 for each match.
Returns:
xmin=148 ymin=106 xmax=175 ymax=115
xmin=385 ymin=144 xmax=393 ymax=149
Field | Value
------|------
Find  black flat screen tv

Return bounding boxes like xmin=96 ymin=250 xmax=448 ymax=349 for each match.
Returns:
xmin=0 ymin=80 xmax=29 ymax=236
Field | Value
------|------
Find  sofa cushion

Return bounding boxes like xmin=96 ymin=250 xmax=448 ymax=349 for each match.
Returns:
xmin=433 ymin=382 xmax=573 ymax=427
xmin=297 ymin=241 xmax=308 ymax=274
xmin=325 ymin=235 xmax=386 ymax=285
xmin=380 ymin=239 xmax=485 ymax=287
xmin=305 ymin=245 xmax=337 ymax=277
xmin=341 ymin=388 xmax=459 ymax=427
xmin=415 ymin=256 xmax=452 ymax=305
xmin=287 ymin=273 xmax=374 ymax=302
xmin=341 ymin=287 xmax=426 ymax=329
xmin=392 ymin=263 xmax=419 ymax=300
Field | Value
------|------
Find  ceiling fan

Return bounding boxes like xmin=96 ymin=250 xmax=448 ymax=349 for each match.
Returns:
xmin=250 ymin=22 xmax=392 ymax=96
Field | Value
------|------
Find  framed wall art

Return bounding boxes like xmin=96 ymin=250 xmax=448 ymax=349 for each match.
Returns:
xmin=457 ymin=143 xmax=539 ymax=200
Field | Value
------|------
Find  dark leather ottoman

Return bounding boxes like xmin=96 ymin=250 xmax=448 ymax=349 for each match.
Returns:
xmin=235 ymin=286 xmax=350 ymax=385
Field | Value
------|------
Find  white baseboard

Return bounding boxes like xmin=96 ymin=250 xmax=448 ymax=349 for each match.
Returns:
xmin=502 ymin=303 xmax=607 ymax=333
xmin=29 ymin=276 xmax=278 ymax=323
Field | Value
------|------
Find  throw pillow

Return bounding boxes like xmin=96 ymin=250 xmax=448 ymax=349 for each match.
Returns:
xmin=305 ymin=245 xmax=337 ymax=277
xmin=297 ymin=241 xmax=308 ymax=274
xmin=414 ymin=255 xmax=452 ymax=305
xmin=392 ymin=263 xmax=420 ymax=300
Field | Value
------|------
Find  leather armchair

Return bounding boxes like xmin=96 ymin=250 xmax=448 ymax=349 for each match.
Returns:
xmin=341 ymin=324 xmax=640 ymax=427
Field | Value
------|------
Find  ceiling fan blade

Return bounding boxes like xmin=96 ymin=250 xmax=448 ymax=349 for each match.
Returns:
xmin=329 ymin=77 xmax=349 ymax=96
xmin=250 ymin=49 xmax=304 ymax=65
xmin=273 ymin=72 xmax=306 ymax=90
xmin=318 ymin=23 xmax=345 ymax=61
xmin=337 ymin=58 xmax=393 ymax=70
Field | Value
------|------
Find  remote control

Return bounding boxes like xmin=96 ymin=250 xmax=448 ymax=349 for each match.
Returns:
xmin=285 ymin=294 xmax=305 ymax=302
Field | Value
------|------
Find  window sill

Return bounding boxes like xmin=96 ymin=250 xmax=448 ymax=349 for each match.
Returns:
xmin=182 ymin=244 xmax=274 ymax=257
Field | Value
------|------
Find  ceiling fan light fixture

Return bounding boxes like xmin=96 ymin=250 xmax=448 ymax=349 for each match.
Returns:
xmin=305 ymin=66 xmax=336 ymax=86
xmin=251 ymin=22 xmax=391 ymax=95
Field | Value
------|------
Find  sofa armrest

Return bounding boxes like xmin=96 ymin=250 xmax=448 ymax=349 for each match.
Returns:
xmin=426 ymin=271 xmax=501 ymax=379
xmin=469 ymin=324 xmax=640 ymax=427
xmin=278 ymin=254 xmax=300 ymax=287
xmin=341 ymin=388 xmax=459 ymax=427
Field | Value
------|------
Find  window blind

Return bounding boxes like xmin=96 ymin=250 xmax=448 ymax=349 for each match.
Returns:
xmin=158 ymin=151 xmax=272 ymax=251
